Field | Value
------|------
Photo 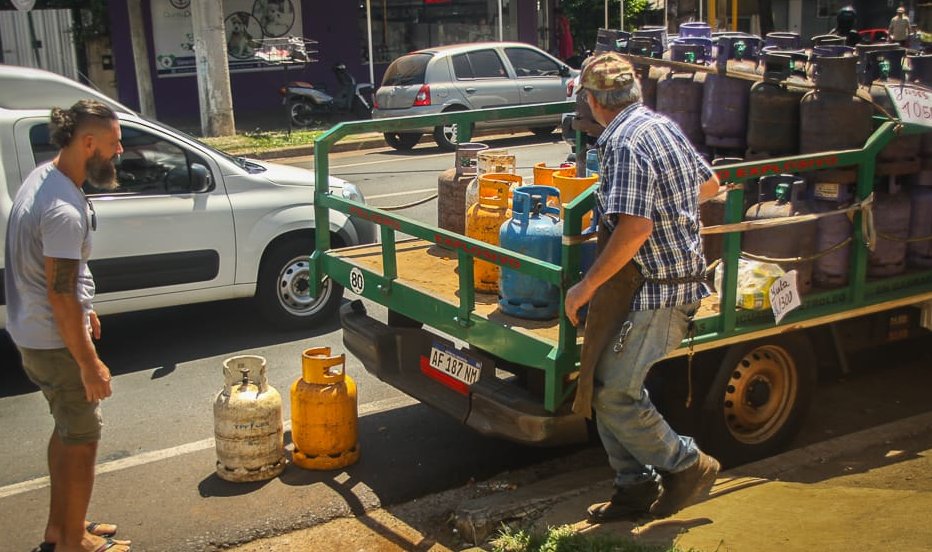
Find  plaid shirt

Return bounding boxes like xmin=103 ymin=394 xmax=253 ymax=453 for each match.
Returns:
xmin=595 ymin=103 xmax=712 ymax=311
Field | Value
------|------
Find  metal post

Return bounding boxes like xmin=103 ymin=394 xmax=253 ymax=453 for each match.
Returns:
xmin=604 ymin=0 xmax=608 ymax=28
xmin=732 ymin=0 xmax=738 ymax=31
xmin=498 ymin=0 xmax=503 ymax=40
xmin=620 ymin=0 xmax=625 ymax=31
xmin=709 ymin=0 xmax=717 ymax=29
xmin=366 ymin=0 xmax=375 ymax=86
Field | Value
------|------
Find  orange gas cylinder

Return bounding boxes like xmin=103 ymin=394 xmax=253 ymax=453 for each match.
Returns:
xmin=533 ymin=162 xmax=574 ymax=186
xmin=466 ymin=176 xmax=514 ymax=293
xmin=290 ymin=347 xmax=359 ymax=470
xmin=552 ymin=168 xmax=598 ymax=228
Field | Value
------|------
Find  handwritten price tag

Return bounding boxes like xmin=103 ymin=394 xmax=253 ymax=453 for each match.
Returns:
xmin=885 ymin=84 xmax=932 ymax=129
xmin=769 ymin=270 xmax=801 ymax=324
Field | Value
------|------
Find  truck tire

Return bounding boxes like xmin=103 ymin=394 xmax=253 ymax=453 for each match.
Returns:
xmin=699 ymin=333 xmax=817 ymax=466
xmin=383 ymin=132 xmax=422 ymax=151
xmin=256 ymin=238 xmax=343 ymax=330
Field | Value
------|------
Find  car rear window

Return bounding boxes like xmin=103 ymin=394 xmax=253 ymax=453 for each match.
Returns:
xmin=381 ymin=54 xmax=431 ymax=86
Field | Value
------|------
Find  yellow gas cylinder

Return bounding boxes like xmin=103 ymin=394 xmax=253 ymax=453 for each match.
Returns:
xmin=291 ymin=347 xmax=360 ymax=470
xmin=213 ymin=355 xmax=285 ymax=482
xmin=466 ymin=149 xmax=517 ymax=211
xmin=533 ymin=162 xmax=574 ymax=186
xmin=466 ymin=176 xmax=515 ymax=293
xmin=552 ymin=168 xmax=599 ymax=228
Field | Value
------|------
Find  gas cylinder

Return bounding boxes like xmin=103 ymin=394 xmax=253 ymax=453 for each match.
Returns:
xmin=533 ymin=162 xmax=573 ymax=186
xmin=633 ymin=26 xmax=668 ymax=52
xmin=291 ymin=347 xmax=359 ymax=470
xmin=764 ymin=32 xmax=801 ymax=50
xmin=743 ymin=176 xmax=817 ymax=294
xmin=552 ymin=168 xmax=598 ymax=228
xmin=439 ymin=142 xmax=488 ymax=235
xmin=499 ymin=186 xmax=563 ymax=320
xmin=800 ymin=55 xmax=873 ymax=168
xmin=907 ymin=54 xmax=932 ymax=171
xmin=672 ymin=38 xmax=713 ymax=65
xmin=213 ymin=355 xmax=285 ymax=482
xmin=594 ymin=28 xmax=631 ymax=54
xmin=657 ymin=68 xmax=706 ymax=150
xmin=680 ymin=22 xmax=712 ymax=40
xmin=812 ymin=181 xmax=854 ymax=288
xmin=908 ymin=178 xmax=932 ymax=268
xmin=636 ymin=64 xmax=668 ymax=111
xmin=465 ymin=150 xmax=518 ymax=211
xmin=466 ymin=176 xmax=513 ymax=293
xmin=628 ymin=36 xmax=664 ymax=59
xmin=811 ymin=34 xmax=846 ymax=47
xmin=858 ymin=45 xmax=920 ymax=176
xmin=700 ymin=157 xmax=742 ymax=264
xmin=702 ymin=35 xmax=760 ymax=150
xmin=869 ymin=178 xmax=912 ymax=277
xmin=746 ymin=53 xmax=805 ymax=158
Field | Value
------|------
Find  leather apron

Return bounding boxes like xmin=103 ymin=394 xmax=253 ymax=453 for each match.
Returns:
xmin=571 ymin=222 xmax=644 ymax=418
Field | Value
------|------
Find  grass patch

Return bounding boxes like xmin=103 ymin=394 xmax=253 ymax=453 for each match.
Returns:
xmin=200 ymin=128 xmax=324 ymax=156
xmin=490 ymin=524 xmax=683 ymax=552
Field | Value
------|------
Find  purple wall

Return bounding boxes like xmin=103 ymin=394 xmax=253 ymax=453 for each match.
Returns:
xmin=109 ymin=1 xmax=538 ymax=125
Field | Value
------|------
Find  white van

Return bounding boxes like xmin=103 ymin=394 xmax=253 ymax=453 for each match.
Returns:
xmin=0 ymin=65 xmax=375 ymax=330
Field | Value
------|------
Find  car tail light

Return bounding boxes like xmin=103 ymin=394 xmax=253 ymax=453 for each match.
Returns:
xmin=279 ymin=86 xmax=287 ymax=96
xmin=566 ymin=80 xmax=575 ymax=98
xmin=373 ymin=96 xmax=379 ymax=109
xmin=413 ymin=84 xmax=431 ymax=107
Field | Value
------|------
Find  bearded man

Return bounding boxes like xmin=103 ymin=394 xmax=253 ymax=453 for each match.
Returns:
xmin=4 ymin=99 xmax=131 ymax=552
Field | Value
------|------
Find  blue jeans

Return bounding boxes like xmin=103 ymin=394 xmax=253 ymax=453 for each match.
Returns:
xmin=592 ymin=302 xmax=700 ymax=488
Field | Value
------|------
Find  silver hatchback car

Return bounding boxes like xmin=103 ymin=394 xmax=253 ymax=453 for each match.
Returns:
xmin=373 ymin=42 xmax=577 ymax=151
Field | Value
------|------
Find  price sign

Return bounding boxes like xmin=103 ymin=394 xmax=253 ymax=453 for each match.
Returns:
xmin=885 ymin=84 xmax=932 ymax=129
xmin=769 ymin=270 xmax=801 ymax=325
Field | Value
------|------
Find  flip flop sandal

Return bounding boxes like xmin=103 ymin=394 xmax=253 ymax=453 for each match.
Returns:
xmin=94 ymin=538 xmax=131 ymax=552
xmin=87 ymin=522 xmax=118 ymax=538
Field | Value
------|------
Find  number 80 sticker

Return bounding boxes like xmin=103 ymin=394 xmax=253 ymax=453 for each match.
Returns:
xmin=349 ymin=267 xmax=365 ymax=295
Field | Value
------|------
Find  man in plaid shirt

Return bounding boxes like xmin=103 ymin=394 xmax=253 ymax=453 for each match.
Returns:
xmin=564 ymin=51 xmax=723 ymax=522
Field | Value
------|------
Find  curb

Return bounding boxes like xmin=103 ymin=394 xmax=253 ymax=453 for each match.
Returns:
xmin=249 ymin=134 xmax=388 ymax=160
xmin=451 ymin=411 xmax=932 ymax=545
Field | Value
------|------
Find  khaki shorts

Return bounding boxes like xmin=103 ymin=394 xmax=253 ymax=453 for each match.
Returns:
xmin=18 ymin=347 xmax=103 ymax=445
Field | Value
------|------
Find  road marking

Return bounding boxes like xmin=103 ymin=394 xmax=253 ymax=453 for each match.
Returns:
xmin=367 ymin=188 xmax=436 ymax=200
xmin=0 ymin=395 xmax=418 ymax=499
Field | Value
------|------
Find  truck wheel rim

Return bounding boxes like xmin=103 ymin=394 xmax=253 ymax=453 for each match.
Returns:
xmin=722 ymin=345 xmax=798 ymax=445
xmin=276 ymin=255 xmax=330 ymax=316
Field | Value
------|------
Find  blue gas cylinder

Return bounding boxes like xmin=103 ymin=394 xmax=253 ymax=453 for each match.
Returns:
xmin=499 ymin=186 xmax=563 ymax=320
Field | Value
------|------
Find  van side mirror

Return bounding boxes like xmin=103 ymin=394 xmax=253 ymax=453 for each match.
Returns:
xmin=190 ymin=163 xmax=212 ymax=193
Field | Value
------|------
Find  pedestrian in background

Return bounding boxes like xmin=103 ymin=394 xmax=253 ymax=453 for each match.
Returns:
xmin=4 ymin=99 xmax=131 ymax=552
xmin=555 ymin=7 xmax=574 ymax=62
xmin=564 ymin=52 xmax=722 ymax=523
xmin=889 ymin=6 xmax=911 ymax=47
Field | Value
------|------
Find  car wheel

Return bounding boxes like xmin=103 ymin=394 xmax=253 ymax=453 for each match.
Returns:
xmin=433 ymin=108 xmax=473 ymax=152
xmin=383 ymin=132 xmax=422 ymax=151
xmin=530 ymin=126 xmax=557 ymax=137
xmin=256 ymin=238 xmax=343 ymax=330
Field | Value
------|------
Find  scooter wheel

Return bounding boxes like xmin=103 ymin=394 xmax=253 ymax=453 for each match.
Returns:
xmin=288 ymin=99 xmax=317 ymax=127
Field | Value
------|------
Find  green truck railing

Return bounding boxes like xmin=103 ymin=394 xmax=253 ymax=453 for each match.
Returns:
xmin=310 ymin=102 xmax=932 ymax=413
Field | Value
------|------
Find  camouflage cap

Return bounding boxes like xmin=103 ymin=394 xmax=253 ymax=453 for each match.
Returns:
xmin=579 ymin=52 xmax=637 ymax=92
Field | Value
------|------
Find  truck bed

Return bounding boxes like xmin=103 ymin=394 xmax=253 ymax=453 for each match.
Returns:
xmin=332 ymin=238 xmax=720 ymax=345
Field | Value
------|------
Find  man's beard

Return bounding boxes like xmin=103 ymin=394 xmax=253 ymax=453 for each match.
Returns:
xmin=86 ymin=149 xmax=118 ymax=191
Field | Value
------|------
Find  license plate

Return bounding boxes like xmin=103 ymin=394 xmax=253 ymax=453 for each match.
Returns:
xmin=428 ymin=343 xmax=481 ymax=386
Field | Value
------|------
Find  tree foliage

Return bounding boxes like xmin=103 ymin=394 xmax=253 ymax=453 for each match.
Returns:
xmin=562 ymin=0 xmax=651 ymax=52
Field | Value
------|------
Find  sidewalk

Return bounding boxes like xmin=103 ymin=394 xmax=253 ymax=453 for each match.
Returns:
xmin=228 ymin=411 xmax=932 ymax=552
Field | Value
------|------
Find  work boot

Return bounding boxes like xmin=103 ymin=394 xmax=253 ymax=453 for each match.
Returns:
xmin=587 ymin=479 xmax=660 ymax=523
xmin=650 ymin=451 xmax=720 ymax=518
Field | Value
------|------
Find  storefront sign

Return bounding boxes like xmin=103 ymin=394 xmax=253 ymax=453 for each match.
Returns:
xmin=151 ymin=0 xmax=303 ymax=77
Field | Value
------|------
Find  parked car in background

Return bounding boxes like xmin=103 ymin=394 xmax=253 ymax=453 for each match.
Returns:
xmin=858 ymin=28 xmax=889 ymax=44
xmin=373 ymin=42 xmax=578 ymax=151
xmin=0 ymin=65 xmax=376 ymax=331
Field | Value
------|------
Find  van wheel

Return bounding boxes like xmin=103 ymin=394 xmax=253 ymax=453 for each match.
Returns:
xmin=256 ymin=239 xmax=343 ymax=330
xmin=384 ymin=132 xmax=422 ymax=151
xmin=699 ymin=334 xmax=817 ymax=467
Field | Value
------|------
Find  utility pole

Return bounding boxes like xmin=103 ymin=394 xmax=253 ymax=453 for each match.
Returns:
xmin=190 ymin=0 xmax=235 ymax=136
xmin=127 ymin=0 xmax=156 ymax=118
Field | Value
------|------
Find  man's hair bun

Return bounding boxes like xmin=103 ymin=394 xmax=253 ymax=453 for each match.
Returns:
xmin=48 ymin=100 xmax=117 ymax=148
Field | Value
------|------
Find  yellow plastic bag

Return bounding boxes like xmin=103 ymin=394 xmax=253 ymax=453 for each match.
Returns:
xmin=714 ymin=259 xmax=785 ymax=310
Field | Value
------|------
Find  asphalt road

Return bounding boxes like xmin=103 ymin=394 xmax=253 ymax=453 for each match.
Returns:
xmin=2 ymin=132 xmax=930 ymax=550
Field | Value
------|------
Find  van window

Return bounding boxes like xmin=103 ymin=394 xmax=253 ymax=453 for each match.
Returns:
xmin=382 ymin=53 xmax=431 ymax=86
xmin=28 ymin=122 xmax=212 ymax=196
xmin=505 ymin=48 xmax=561 ymax=77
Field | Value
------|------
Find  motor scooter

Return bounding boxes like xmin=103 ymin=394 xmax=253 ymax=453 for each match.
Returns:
xmin=280 ymin=63 xmax=373 ymax=126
